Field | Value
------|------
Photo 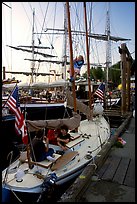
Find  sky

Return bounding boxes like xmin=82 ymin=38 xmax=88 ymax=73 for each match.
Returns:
xmin=2 ymin=2 xmax=135 ymax=83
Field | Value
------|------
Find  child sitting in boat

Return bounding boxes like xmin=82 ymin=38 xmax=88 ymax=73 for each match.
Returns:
xmin=67 ymin=55 xmax=84 ymax=82
xmin=47 ymin=128 xmax=61 ymax=145
xmin=57 ymin=125 xmax=71 ymax=151
xmin=30 ymin=129 xmax=55 ymax=162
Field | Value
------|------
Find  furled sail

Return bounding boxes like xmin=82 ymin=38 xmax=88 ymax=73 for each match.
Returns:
xmin=26 ymin=112 xmax=81 ymax=132
xmin=7 ymin=45 xmax=57 ymax=58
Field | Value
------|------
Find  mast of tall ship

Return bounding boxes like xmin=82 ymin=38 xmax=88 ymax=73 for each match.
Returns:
xmin=31 ymin=9 xmax=35 ymax=84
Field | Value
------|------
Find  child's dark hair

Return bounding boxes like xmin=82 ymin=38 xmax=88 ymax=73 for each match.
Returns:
xmin=60 ymin=125 xmax=68 ymax=132
xmin=36 ymin=129 xmax=45 ymax=138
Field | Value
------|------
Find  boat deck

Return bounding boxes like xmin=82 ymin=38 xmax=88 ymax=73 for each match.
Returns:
xmin=59 ymin=114 xmax=135 ymax=202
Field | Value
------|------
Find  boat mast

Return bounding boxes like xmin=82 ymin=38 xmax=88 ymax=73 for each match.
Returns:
xmin=83 ymin=2 xmax=93 ymax=119
xmin=31 ymin=9 xmax=35 ymax=83
xmin=66 ymin=2 xmax=77 ymax=113
xmin=62 ymin=3 xmax=68 ymax=80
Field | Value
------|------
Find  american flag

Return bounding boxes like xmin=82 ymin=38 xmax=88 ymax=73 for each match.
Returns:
xmin=94 ymin=83 xmax=105 ymax=100
xmin=6 ymin=85 xmax=28 ymax=144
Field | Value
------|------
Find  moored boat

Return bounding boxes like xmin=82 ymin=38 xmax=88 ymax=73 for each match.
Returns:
xmin=2 ymin=2 xmax=111 ymax=202
xmin=2 ymin=106 xmax=110 ymax=201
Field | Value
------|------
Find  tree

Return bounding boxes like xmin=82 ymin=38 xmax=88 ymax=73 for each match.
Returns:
xmin=82 ymin=63 xmax=121 ymax=88
xmin=109 ymin=62 xmax=121 ymax=86
xmin=82 ymin=68 xmax=94 ymax=80
xmin=91 ymin=66 xmax=105 ymax=81
xmin=82 ymin=66 xmax=105 ymax=81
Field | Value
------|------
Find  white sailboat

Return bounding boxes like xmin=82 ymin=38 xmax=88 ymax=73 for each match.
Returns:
xmin=2 ymin=2 xmax=111 ymax=202
xmin=2 ymin=106 xmax=110 ymax=201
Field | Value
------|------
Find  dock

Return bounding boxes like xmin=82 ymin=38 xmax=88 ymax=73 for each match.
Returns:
xmin=58 ymin=112 xmax=135 ymax=202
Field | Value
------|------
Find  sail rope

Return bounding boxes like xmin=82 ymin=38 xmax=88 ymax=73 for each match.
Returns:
xmin=3 ymin=151 xmax=13 ymax=184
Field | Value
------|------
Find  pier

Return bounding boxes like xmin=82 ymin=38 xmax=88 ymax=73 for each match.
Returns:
xmin=58 ymin=111 xmax=135 ymax=202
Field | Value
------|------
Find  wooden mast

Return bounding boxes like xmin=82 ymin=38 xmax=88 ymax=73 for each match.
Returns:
xmin=66 ymin=2 xmax=77 ymax=113
xmin=83 ymin=2 xmax=93 ymax=119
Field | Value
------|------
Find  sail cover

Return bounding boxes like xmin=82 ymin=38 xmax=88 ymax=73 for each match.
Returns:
xmin=26 ymin=112 xmax=81 ymax=132
xmin=66 ymin=90 xmax=92 ymax=119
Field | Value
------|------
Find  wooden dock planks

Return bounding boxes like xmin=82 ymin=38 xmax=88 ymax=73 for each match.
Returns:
xmin=112 ymin=157 xmax=130 ymax=184
xmin=97 ymin=154 xmax=135 ymax=188
xmin=123 ymin=159 xmax=135 ymax=188
xmin=101 ymin=155 xmax=121 ymax=181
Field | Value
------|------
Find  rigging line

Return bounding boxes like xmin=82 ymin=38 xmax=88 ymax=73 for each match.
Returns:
xmin=10 ymin=2 xmax=12 ymax=74
xmin=88 ymin=2 xmax=92 ymax=49
xmin=2 ymin=22 xmax=9 ymax=68
xmin=49 ymin=2 xmax=57 ymax=65
xmin=44 ymin=3 xmax=60 ymax=52
xmin=72 ymin=3 xmax=83 ymax=31
xmin=2 ymin=4 xmax=12 ymax=71
xmin=10 ymin=188 xmax=22 ymax=202
xmin=111 ymin=43 xmax=120 ymax=64
xmin=73 ymin=4 xmax=84 ymax=36
xmin=43 ymin=4 xmax=56 ymax=50
xmin=27 ymin=2 xmax=41 ymax=71
xmin=91 ymin=6 xmax=110 ymax=64
xmin=34 ymin=3 xmax=50 ymax=78
xmin=93 ymin=3 xmax=106 ymax=30
xmin=39 ymin=2 xmax=44 ymax=18
xmin=2 ymin=40 xmax=9 ymax=68
xmin=3 ymin=151 xmax=13 ymax=184
xmin=28 ymin=2 xmax=33 ymax=13
xmin=34 ymin=4 xmax=48 ymax=47
xmin=71 ymin=3 xmax=86 ymax=57
xmin=40 ymin=3 xmax=61 ymax=64
xmin=21 ymin=2 xmax=32 ymax=25
xmin=29 ymin=133 xmax=39 ymax=168
xmin=83 ymin=3 xmax=93 ymax=58
xmin=90 ymin=5 xmax=102 ymax=65
xmin=108 ymin=3 xmax=119 ymax=38
xmin=39 ymin=2 xmax=49 ymax=42
xmin=50 ymin=3 xmax=67 ymax=63
xmin=21 ymin=2 xmax=36 ymax=67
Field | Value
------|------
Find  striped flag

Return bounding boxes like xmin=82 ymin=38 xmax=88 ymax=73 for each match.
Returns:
xmin=94 ymin=83 xmax=105 ymax=100
xmin=6 ymin=85 xmax=28 ymax=144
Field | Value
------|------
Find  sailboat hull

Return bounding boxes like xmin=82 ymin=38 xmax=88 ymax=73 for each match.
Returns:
xmin=2 ymin=115 xmax=110 ymax=199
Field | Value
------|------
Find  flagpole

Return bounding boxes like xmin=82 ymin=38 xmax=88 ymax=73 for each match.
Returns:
xmin=5 ymin=83 xmax=32 ymax=169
